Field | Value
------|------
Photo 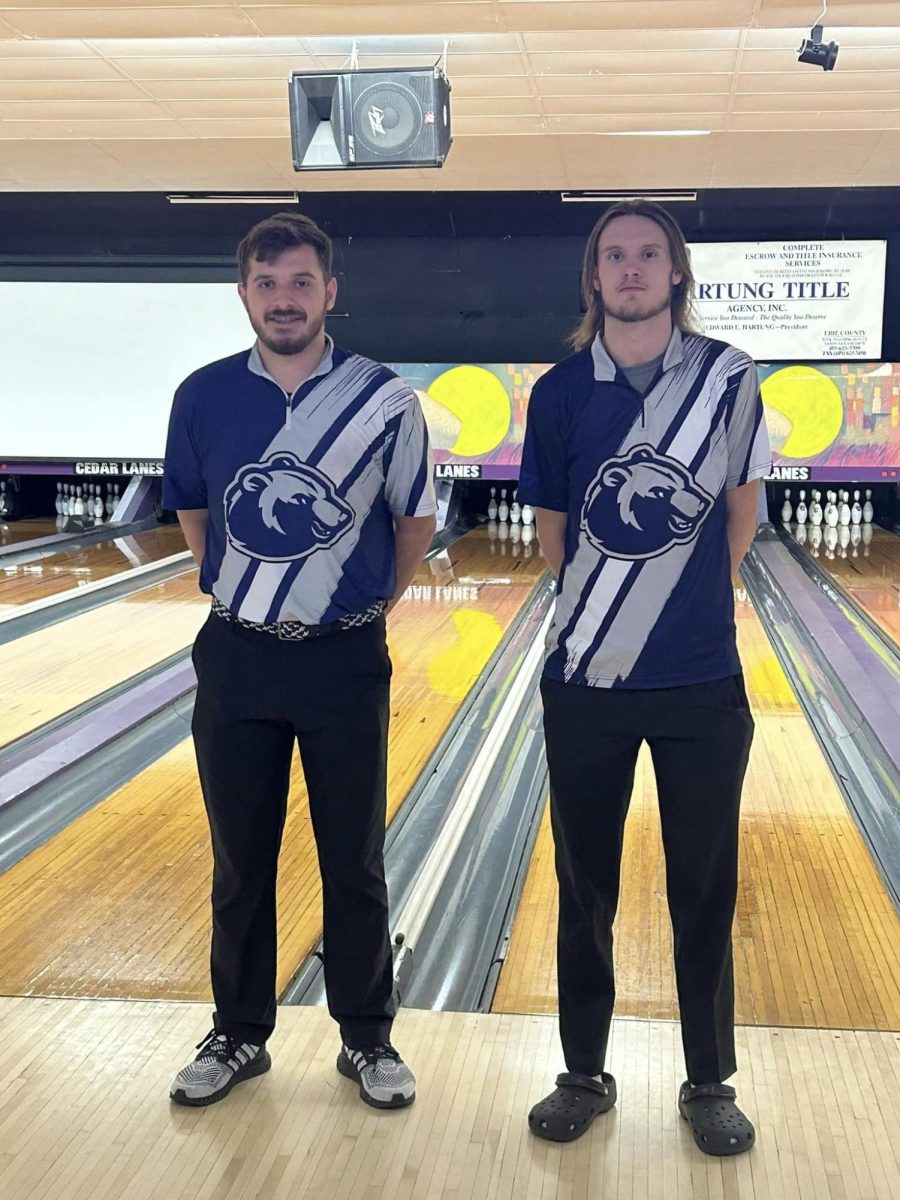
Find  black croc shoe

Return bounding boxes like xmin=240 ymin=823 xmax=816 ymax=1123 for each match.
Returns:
xmin=528 ymin=1072 xmax=617 ymax=1142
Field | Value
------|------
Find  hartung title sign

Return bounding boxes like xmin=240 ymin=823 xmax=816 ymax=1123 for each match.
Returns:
xmin=688 ymin=241 xmax=886 ymax=361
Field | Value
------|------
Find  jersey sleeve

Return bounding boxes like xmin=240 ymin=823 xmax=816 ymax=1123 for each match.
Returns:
xmin=162 ymin=380 xmax=207 ymax=510
xmin=516 ymin=372 xmax=568 ymax=512
xmin=383 ymin=387 xmax=437 ymax=517
xmin=726 ymin=364 xmax=772 ymax=489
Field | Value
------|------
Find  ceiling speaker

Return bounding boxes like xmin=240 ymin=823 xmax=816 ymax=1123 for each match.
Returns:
xmin=289 ymin=67 xmax=452 ymax=171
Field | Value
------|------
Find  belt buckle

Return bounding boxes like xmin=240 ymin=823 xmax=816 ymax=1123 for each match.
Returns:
xmin=277 ymin=620 xmax=308 ymax=641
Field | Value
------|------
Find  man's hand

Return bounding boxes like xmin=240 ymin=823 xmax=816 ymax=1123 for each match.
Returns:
xmin=387 ymin=513 xmax=438 ymax=612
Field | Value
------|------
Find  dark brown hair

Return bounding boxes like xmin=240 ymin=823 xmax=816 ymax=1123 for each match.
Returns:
xmin=237 ymin=212 xmax=333 ymax=285
xmin=570 ymin=198 xmax=700 ymax=350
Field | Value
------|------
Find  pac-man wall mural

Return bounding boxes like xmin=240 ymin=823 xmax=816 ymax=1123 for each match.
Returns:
xmin=392 ymin=361 xmax=900 ymax=483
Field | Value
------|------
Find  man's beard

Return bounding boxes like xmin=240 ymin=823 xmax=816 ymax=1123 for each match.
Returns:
xmin=253 ymin=307 xmax=326 ymax=356
xmin=603 ymin=289 xmax=672 ymax=326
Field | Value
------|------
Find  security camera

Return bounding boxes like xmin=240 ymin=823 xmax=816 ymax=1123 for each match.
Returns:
xmin=797 ymin=24 xmax=839 ymax=70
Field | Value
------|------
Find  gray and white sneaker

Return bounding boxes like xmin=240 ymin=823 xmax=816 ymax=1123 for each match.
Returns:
xmin=170 ymin=1029 xmax=271 ymax=1107
xmin=337 ymin=1043 xmax=416 ymax=1109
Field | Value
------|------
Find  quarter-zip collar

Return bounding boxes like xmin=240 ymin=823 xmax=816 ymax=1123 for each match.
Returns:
xmin=590 ymin=325 xmax=684 ymax=383
xmin=247 ymin=335 xmax=335 ymax=430
xmin=591 ymin=326 xmax=684 ymax=430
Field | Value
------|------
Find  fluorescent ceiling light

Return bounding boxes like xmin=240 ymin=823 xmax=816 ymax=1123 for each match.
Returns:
xmin=166 ymin=193 xmax=299 ymax=205
xmin=561 ymin=190 xmax=698 ymax=204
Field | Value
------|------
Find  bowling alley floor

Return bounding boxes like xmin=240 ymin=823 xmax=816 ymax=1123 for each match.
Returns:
xmin=0 ymin=997 xmax=897 ymax=1200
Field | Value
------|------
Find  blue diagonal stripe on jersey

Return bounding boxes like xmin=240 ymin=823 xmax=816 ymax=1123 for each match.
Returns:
xmin=263 ymin=429 xmax=389 ymax=624
xmin=306 ymin=370 xmax=392 ymax=467
xmin=657 ymin=340 xmax=724 ymax=457
xmin=568 ymin=560 xmax=644 ymax=686
xmin=230 ymin=557 xmax=261 ymax=614
xmin=688 ymin=373 xmax=741 ymax=475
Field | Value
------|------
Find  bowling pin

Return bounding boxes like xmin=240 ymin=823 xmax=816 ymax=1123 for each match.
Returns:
xmin=862 ymin=489 xmax=874 ymax=523
xmin=509 ymin=490 xmax=521 ymax=525
xmin=824 ymin=492 xmax=839 ymax=528
xmin=521 ymin=503 xmax=534 ymax=527
xmin=0 ymin=481 xmax=7 ymax=516
xmin=780 ymin=488 xmax=792 ymax=523
xmin=74 ymin=486 xmax=85 ymax=516
xmin=809 ymin=492 xmax=823 ymax=526
xmin=796 ymin=490 xmax=807 ymax=524
xmin=93 ymin=488 xmax=104 ymax=520
xmin=55 ymin=483 xmax=64 ymax=514
xmin=838 ymin=492 xmax=851 ymax=527
xmin=487 ymin=487 xmax=498 ymax=521
xmin=498 ymin=488 xmax=509 ymax=523
xmin=850 ymin=490 xmax=862 ymax=525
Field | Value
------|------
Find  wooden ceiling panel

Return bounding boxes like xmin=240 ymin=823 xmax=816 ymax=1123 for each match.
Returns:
xmin=0 ymin=119 xmax=188 ymax=140
xmin=0 ymin=0 xmax=898 ymax=189
xmin=758 ymin=1 xmax=900 ymax=27
xmin=142 ymin=77 xmax=287 ymax=101
xmin=244 ymin=6 xmax=505 ymax=38
xmin=532 ymin=73 xmax=732 ymax=96
xmin=0 ymin=7 xmax=261 ymax=39
xmin=733 ymin=90 xmax=900 ymax=113
xmin=0 ymin=56 xmax=124 ymax=82
xmin=528 ymin=50 xmax=740 ymax=76
xmin=497 ymin=3 xmax=758 ymax=34
xmin=729 ymin=110 xmax=900 ymax=132
xmin=0 ymin=80 xmax=147 ymax=101
xmin=0 ymin=100 xmax=171 ymax=121
xmin=108 ymin=54 xmax=322 ymax=80
xmin=539 ymin=93 xmax=728 ymax=116
xmin=709 ymin=129 xmax=882 ymax=185
xmin=520 ymin=30 xmax=743 ymax=53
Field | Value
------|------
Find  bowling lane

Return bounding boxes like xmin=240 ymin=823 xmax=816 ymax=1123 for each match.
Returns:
xmin=0 ymin=517 xmax=60 ymax=548
xmin=0 ymin=523 xmax=188 ymax=615
xmin=0 ymin=571 xmax=206 ymax=751
xmin=0 ymin=527 xmax=548 ymax=1001
xmin=492 ymin=583 xmax=900 ymax=1032
xmin=790 ymin=524 xmax=900 ymax=644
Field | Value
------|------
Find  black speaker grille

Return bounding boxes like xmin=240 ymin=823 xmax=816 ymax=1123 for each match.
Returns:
xmin=351 ymin=82 xmax=424 ymax=158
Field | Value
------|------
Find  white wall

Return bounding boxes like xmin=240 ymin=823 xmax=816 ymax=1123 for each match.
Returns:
xmin=0 ymin=281 xmax=252 ymax=458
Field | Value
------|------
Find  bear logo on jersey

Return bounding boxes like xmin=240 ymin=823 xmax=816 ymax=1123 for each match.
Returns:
xmin=224 ymin=452 xmax=354 ymax=563
xmin=580 ymin=445 xmax=713 ymax=560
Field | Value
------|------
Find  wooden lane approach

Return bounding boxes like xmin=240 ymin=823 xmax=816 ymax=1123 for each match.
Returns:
xmin=492 ymin=585 xmax=900 ymax=1033
xmin=0 ymin=529 xmax=546 ymax=1002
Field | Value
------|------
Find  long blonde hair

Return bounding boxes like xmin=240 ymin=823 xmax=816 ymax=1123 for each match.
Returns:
xmin=570 ymin=199 xmax=701 ymax=350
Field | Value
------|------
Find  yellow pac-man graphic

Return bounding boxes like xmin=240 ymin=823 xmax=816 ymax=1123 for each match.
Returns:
xmin=427 ymin=365 xmax=512 ymax=457
xmin=761 ymin=366 xmax=844 ymax=459
xmin=428 ymin=608 xmax=504 ymax=701
xmin=415 ymin=388 xmax=462 ymax=453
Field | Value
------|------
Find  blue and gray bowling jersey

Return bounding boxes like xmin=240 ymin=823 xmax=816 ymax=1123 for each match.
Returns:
xmin=163 ymin=338 xmax=436 ymax=624
xmin=517 ymin=328 xmax=771 ymax=689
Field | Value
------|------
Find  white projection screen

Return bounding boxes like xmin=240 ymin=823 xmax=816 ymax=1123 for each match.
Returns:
xmin=1 ymin=281 xmax=252 ymax=459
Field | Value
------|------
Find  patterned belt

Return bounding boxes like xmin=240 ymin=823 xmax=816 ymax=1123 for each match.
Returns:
xmin=210 ymin=595 xmax=386 ymax=641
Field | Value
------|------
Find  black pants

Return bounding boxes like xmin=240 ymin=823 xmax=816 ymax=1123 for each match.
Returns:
xmin=541 ymin=673 xmax=754 ymax=1085
xmin=191 ymin=610 xmax=394 ymax=1049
